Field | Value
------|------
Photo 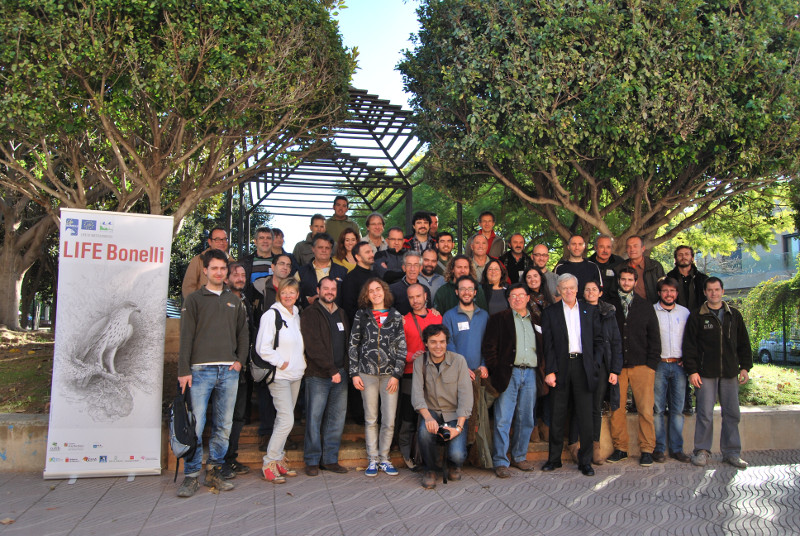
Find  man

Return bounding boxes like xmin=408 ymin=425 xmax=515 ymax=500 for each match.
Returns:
xmin=434 ymin=255 xmax=489 ymax=313
xmin=554 ymin=235 xmax=603 ymax=296
xmin=400 ymin=283 xmax=443 ymax=470
xmin=541 ymin=274 xmax=603 ymax=476
xmin=532 ymin=244 xmax=559 ymax=299
xmin=419 ymin=248 xmax=446 ymax=298
xmin=666 ymin=244 xmax=709 ymax=416
xmin=667 ymin=245 xmax=709 ymax=312
xmin=374 ymin=227 xmax=406 ymax=284
xmin=683 ymin=277 xmax=752 ymax=469
xmin=404 ymin=211 xmax=436 ymax=253
xmin=365 ymin=212 xmax=388 ymax=253
xmin=428 ymin=212 xmax=439 ymax=239
xmin=442 ymin=276 xmax=490 ymax=380
xmin=483 ymin=284 xmax=542 ymax=477
xmin=413 ymin=324 xmax=473 ymax=489
xmin=301 ymin=276 xmax=350 ymax=476
xmin=605 ymin=267 xmax=661 ymax=466
xmin=652 ymin=277 xmax=692 ymax=463
xmin=469 ymin=234 xmax=493 ymax=282
xmin=341 ymin=241 xmax=377 ymax=322
xmin=240 ymin=227 xmax=274 ymax=312
xmin=182 ymin=227 xmax=230 ymax=298
xmin=177 ymin=249 xmax=249 ymax=497
xmin=297 ymin=233 xmax=347 ymax=308
xmin=325 ymin=195 xmax=360 ymax=245
xmin=499 ymin=233 xmax=534 ymax=284
xmin=613 ymin=236 xmax=665 ymax=304
xmin=293 ymin=214 xmax=326 ymax=267
xmin=435 ymin=231 xmax=455 ymax=275
xmin=269 ymin=228 xmax=298 ymax=275
xmin=389 ymin=251 xmax=432 ymax=316
xmin=220 ymin=262 xmax=253 ymax=479
xmin=466 ymin=211 xmax=506 ymax=258
xmin=588 ymin=235 xmax=624 ymax=294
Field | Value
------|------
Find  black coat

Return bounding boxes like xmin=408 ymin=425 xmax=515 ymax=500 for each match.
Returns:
xmin=683 ymin=302 xmax=752 ymax=379
xmin=297 ymin=262 xmax=347 ymax=309
xmin=606 ymin=293 xmax=661 ymax=370
xmin=541 ymin=300 xmax=604 ymax=392
xmin=482 ymin=308 xmax=545 ymax=395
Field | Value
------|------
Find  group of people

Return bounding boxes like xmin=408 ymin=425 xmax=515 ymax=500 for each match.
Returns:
xmin=176 ymin=195 xmax=753 ymax=496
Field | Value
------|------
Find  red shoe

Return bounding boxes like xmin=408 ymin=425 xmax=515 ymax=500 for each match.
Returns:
xmin=276 ymin=458 xmax=297 ymax=477
xmin=261 ymin=462 xmax=286 ymax=484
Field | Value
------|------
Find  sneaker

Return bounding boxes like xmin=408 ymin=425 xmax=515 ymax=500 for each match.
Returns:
xmin=220 ymin=464 xmax=237 ymax=480
xmin=228 ymin=460 xmax=251 ymax=475
xmin=607 ymin=449 xmax=628 ymax=463
xmin=640 ymin=452 xmax=654 ymax=467
xmin=652 ymin=451 xmax=666 ymax=463
xmin=670 ymin=451 xmax=691 ymax=463
xmin=378 ymin=461 xmax=399 ymax=476
xmin=691 ymin=450 xmax=710 ymax=467
xmin=276 ymin=459 xmax=297 ymax=477
xmin=176 ymin=476 xmax=199 ymax=498
xmin=365 ymin=461 xmax=378 ymax=477
xmin=204 ymin=465 xmax=235 ymax=491
xmin=723 ymin=456 xmax=749 ymax=469
xmin=261 ymin=462 xmax=286 ymax=484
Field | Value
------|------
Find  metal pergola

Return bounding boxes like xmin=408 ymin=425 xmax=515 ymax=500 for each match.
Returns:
xmin=236 ymin=88 xmax=429 ymax=251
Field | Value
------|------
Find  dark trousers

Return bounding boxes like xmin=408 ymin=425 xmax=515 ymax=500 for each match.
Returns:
xmin=568 ymin=361 xmax=608 ymax=444
xmin=548 ymin=356 xmax=594 ymax=466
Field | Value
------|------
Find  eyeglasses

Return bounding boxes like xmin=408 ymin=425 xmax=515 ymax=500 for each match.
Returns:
xmin=457 ymin=288 xmax=476 ymax=293
xmin=508 ymin=294 xmax=528 ymax=300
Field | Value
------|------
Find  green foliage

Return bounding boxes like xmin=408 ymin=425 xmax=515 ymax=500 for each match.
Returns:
xmin=400 ymin=0 xmax=800 ymax=250
xmin=740 ymin=255 xmax=800 ymax=350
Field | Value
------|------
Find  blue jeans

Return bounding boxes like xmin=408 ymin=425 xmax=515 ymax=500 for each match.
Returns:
xmin=417 ymin=413 xmax=468 ymax=471
xmin=654 ymin=361 xmax=687 ymax=454
xmin=185 ymin=365 xmax=239 ymax=476
xmin=304 ymin=370 xmax=348 ymax=466
xmin=492 ymin=367 xmax=537 ymax=467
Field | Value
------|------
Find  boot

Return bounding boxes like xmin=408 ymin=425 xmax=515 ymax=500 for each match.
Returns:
xmin=593 ymin=441 xmax=605 ymax=465
xmin=568 ymin=442 xmax=580 ymax=464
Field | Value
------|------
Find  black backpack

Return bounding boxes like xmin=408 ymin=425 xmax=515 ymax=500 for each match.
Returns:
xmin=168 ymin=386 xmax=198 ymax=482
xmin=250 ymin=308 xmax=286 ymax=384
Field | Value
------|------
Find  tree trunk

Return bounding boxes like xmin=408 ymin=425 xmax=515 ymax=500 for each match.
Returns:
xmin=0 ymin=248 xmax=25 ymax=330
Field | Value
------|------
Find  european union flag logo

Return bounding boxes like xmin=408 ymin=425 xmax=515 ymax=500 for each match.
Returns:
xmin=81 ymin=220 xmax=96 ymax=231
xmin=65 ymin=218 xmax=79 ymax=236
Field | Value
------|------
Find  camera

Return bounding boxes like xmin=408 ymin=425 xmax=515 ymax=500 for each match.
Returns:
xmin=437 ymin=425 xmax=451 ymax=441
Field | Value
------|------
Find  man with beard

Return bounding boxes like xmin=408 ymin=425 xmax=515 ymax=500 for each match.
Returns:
xmin=588 ymin=235 xmax=624 ymax=295
xmin=499 ymin=233 xmax=534 ymax=284
xmin=301 ymin=276 xmax=350 ymax=475
xmin=418 ymin=248 xmax=445 ymax=298
xmin=390 ymin=251 xmax=432 ymax=316
xmin=404 ymin=211 xmax=436 ymax=254
xmin=341 ymin=241 xmax=377 ymax=323
xmin=555 ymin=235 xmax=603 ymax=296
xmin=434 ymin=255 xmax=489 ymax=313
xmin=435 ymin=232 xmax=455 ymax=275
xmin=532 ymin=244 xmax=559 ymax=299
xmin=652 ymin=278 xmax=692 ymax=464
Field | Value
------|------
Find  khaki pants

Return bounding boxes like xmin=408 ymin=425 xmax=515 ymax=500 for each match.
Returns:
xmin=609 ymin=365 xmax=656 ymax=453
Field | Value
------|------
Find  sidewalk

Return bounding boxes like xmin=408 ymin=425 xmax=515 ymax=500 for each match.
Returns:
xmin=1 ymin=450 xmax=798 ymax=536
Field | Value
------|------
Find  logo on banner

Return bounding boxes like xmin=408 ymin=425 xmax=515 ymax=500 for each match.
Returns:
xmin=65 ymin=219 xmax=79 ymax=236
xmin=99 ymin=456 xmax=107 ymax=463
xmin=83 ymin=457 xmax=98 ymax=462
xmin=49 ymin=457 xmax=62 ymax=463
xmin=81 ymin=220 xmax=97 ymax=231
xmin=49 ymin=442 xmax=60 ymax=452
xmin=99 ymin=220 xmax=113 ymax=231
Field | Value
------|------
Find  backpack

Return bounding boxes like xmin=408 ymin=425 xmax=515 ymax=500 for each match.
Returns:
xmin=169 ymin=387 xmax=198 ymax=482
xmin=250 ymin=308 xmax=286 ymax=384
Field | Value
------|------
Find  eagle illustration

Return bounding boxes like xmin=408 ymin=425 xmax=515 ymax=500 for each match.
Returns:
xmin=79 ymin=301 xmax=140 ymax=376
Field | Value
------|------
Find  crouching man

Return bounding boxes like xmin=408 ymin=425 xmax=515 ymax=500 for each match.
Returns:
xmin=412 ymin=324 xmax=473 ymax=489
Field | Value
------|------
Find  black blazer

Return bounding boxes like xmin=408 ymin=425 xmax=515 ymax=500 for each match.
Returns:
xmin=541 ymin=299 xmax=603 ymax=392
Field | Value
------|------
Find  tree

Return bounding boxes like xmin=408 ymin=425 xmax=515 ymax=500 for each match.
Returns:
xmin=0 ymin=0 xmax=354 ymax=328
xmin=399 ymin=0 xmax=800 ymax=253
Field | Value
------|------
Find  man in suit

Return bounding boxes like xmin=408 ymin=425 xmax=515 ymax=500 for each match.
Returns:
xmin=541 ymin=273 xmax=603 ymax=476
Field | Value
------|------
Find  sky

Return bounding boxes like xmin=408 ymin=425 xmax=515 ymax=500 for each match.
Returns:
xmin=268 ymin=0 xmax=421 ymax=249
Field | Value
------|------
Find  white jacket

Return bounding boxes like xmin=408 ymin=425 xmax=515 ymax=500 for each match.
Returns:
xmin=255 ymin=302 xmax=306 ymax=381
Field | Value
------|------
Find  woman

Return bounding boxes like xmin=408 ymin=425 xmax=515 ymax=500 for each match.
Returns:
xmin=521 ymin=266 xmax=554 ymax=314
xmin=333 ymin=228 xmax=359 ymax=272
xmin=348 ymin=278 xmax=407 ymax=477
xmin=570 ymin=280 xmax=622 ymax=465
xmin=255 ymin=278 xmax=306 ymax=484
xmin=481 ymin=259 xmax=509 ymax=315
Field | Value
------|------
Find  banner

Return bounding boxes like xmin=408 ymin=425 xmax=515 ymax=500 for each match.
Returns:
xmin=44 ymin=209 xmax=173 ymax=479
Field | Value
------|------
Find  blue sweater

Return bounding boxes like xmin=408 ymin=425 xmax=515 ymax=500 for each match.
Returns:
xmin=442 ymin=306 xmax=489 ymax=370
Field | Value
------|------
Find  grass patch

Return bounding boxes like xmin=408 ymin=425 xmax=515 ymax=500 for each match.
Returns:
xmin=740 ymin=364 xmax=800 ymax=405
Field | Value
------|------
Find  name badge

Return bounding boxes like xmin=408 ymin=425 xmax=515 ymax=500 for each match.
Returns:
xmin=337 ymin=322 xmax=345 ymax=331
xmin=458 ymin=321 xmax=470 ymax=331
xmin=606 ymin=269 xmax=614 ymax=277
xmin=535 ymin=325 xmax=542 ymax=334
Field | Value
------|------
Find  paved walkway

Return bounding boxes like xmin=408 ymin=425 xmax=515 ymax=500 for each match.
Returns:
xmin=1 ymin=450 xmax=798 ymax=536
